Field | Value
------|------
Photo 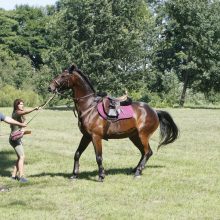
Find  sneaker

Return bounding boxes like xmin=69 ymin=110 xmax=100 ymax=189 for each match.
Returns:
xmin=19 ymin=177 xmax=28 ymax=183
xmin=11 ymin=176 xmax=18 ymax=180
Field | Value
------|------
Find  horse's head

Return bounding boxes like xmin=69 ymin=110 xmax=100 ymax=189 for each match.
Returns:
xmin=48 ymin=64 xmax=78 ymax=93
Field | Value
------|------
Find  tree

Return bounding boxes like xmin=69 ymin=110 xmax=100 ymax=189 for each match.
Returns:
xmin=0 ymin=6 xmax=50 ymax=68
xmin=154 ymin=0 xmax=220 ymax=106
xmin=44 ymin=0 xmax=153 ymax=95
xmin=0 ymin=9 xmax=41 ymax=93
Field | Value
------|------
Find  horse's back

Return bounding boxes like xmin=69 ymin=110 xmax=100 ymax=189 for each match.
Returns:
xmin=100 ymin=101 xmax=159 ymax=138
xmin=132 ymin=101 xmax=157 ymax=116
xmin=132 ymin=101 xmax=159 ymax=131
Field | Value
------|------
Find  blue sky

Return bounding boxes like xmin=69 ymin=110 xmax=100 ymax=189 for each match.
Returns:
xmin=0 ymin=0 xmax=57 ymax=10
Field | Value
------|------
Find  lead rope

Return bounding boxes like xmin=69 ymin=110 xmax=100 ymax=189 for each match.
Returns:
xmin=26 ymin=93 xmax=56 ymax=125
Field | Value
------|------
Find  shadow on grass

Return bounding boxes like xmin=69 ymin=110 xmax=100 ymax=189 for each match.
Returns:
xmin=0 ymin=151 xmax=15 ymax=177
xmin=29 ymin=165 xmax=164 ymax=182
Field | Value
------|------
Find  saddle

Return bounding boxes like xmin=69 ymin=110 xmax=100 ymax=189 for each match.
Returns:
xmin=97 ymin=92 xmax=133 ymax=120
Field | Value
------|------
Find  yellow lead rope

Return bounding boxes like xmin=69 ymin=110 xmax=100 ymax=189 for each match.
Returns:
xmin=26 ymin=93 xmax=56 ymax=125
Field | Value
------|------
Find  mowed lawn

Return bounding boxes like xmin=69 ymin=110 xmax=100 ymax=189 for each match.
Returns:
xmin=0 ymin=107 xmax=219 ymax=220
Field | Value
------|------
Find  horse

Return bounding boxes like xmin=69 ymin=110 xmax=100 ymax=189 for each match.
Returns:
xmin=48 ymin=64 xmax=179 ymax=181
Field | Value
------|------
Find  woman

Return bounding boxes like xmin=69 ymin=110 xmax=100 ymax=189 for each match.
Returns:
xmin=9 ymin=99 xmax=40 ymax=183
xmin=0 ymin=112 xmax=26 ymax=192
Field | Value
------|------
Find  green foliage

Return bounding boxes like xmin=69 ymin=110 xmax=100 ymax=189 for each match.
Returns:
xmin=0 ymin=1 xmax=220 ymax=107
xmin=204 ymin=90 xmax=220 ymax=104
xmin=44 ymin=0 xmax=154 ymax=95
xmin=128 ymin=69 xmax=181 ymax=107
xmin=0 ymin=85 xmax=42 ymax=107
xmin=0 ymin=6 xmax=49 ymax=68
xmin=32 ymin=65 xmax=54 ymax=99
xmin=154 ymin=0 xmax=220 ymax=106
xmin=184 ymin=90 xmax=220 ymax=107
xmin=0 ymin=48 xmax=35 ymax=89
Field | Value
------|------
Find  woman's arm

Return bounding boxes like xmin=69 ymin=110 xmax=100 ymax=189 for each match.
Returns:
xmin=16 ymin=107 xmax=40 ymax=116
xmin=4 ymin=116 xmax=27 ymax=127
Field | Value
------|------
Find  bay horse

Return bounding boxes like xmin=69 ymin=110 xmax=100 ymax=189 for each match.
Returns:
xmin=48 ymin=64 xmax=179 ymax=181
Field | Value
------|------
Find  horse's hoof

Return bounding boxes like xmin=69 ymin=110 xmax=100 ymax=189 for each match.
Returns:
xmin=134 ymin=175 xmax=141 ymax=179
xmin=70 ymin=175 xmax=78 ymax=181
xmin=98 ymin=177 xmax=104 ymax=182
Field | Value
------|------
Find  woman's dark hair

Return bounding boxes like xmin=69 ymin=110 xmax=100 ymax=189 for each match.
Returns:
xmin=13 ymin=99 xmax=24 ymax=112
xmin=12 ymin=99 xmax=25 ymax=122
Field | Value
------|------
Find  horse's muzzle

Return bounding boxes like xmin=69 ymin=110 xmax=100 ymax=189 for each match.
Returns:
xmin=48 ymin=86 xmax=52 ymax=92
xmin=48 ymin=86 xmax=56 ymax=93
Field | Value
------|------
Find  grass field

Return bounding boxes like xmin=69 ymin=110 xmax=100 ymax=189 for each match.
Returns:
xmin=0 ymin=107 xmax=220 ymax=220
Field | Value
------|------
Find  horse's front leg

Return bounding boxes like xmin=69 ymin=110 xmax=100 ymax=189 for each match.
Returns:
xmin=70 ymin=135 xmax=91 ymax=180
xmin=92 ymin=135 xmax=105 ymax=182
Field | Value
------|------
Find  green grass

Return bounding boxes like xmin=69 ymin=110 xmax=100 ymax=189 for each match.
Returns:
xmin=0 ymin=107 xmax=220 ymax=220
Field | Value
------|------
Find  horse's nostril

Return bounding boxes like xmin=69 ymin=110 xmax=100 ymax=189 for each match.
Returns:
xmin=48 ymin=87 xmax=52 ymax=92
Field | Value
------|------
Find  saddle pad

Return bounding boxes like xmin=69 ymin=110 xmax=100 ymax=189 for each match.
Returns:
xmin=97 ymin=102 xmax=134 ymax=120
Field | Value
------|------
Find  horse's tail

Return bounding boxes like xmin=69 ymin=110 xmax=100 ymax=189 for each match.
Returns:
xmin=156 ymin=110 xmax=179 ymax=150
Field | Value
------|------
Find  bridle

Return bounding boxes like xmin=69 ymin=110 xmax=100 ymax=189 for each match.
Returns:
xmin=52 ymin=71 xmax=96 ymax=117
xmin=52 ymin=77 xmax=70 ymax=94
xmin=52 ymin=74 xmax=95 ymax=101
xmin=53 ymin=79 xmax=61 ymax=87
xmin=71 ymin=92 xmax=96 ymax=119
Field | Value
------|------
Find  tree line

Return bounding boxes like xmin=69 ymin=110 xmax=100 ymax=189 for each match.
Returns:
xmin=0 ymin=0 xmax=219 ymax=107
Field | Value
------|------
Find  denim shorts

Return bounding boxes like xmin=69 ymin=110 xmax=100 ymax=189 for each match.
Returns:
xmin=9 ymin=138 xmax=24 ymax=157
xmin=9 ymin=137 xmax=22 ymax=147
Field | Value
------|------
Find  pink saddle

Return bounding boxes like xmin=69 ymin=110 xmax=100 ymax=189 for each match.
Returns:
xmin=97 ymin=102 xmax=134 ymax=121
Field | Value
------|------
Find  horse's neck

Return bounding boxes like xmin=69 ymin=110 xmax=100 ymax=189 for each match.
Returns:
xmin=72 ymin=73 xmax=96 ymax=112
xmin=72 ymin=87 xmax=95 ymax=110
xmin=72 ymin=82 xmax=94 ymax=97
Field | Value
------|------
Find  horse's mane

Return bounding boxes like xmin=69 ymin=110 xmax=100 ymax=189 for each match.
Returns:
xmin=68 ymin=64 xmax=96 ymax=93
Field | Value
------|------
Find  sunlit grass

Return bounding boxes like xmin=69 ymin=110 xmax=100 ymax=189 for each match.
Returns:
xmin=0 ymin=107 xmax=220 ymax=219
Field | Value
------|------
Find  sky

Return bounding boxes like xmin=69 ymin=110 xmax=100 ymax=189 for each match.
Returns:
xmin=0 ymin=0 xmax=57 ymax=10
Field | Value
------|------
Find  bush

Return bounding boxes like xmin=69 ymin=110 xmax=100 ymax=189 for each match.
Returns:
xmin=184 ymin=90 xmax=220 ymax=108
xmin=129 ymin=88 xmax=166 ymax=107
xmin=0 ymin=85 xmax=42 ymax=107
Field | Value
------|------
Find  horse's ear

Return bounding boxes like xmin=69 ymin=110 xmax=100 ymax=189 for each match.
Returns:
xmin=68 ymin=63 xmax=78 ymax=74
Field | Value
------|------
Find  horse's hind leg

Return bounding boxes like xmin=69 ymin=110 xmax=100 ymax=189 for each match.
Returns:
xmin=70 ymin=135 xmax=91 ymax=180
xmin=129 ymin=133 xmax=153 ymax=177
xmin=92 ymin=135 xmax=105 ymax=182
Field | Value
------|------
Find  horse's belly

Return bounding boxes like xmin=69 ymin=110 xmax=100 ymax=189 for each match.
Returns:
xmin=107 ymin=119 xmax=137 ymax=138
xmin=108 ymin=129 xmax=137 ymax=139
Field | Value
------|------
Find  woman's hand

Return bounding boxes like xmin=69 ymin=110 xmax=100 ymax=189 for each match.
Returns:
xmin=35 ymin=106 xmax=42 ymax=111
xmin=20 ymin=122 xmax=27 ymax=128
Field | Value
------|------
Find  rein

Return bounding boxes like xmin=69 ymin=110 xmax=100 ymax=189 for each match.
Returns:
xmin=78 ymin=103 xmax=97 ymax=118
xmin=72 ymin=93 xmax=95 ymax=118
xmin=72 ymin=93 xmax=95 ymax=103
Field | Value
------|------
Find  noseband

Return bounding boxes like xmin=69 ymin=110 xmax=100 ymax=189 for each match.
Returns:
xmin=52 ymin=77 xmax=70 ymax=93
xmin=53 ymin=79 xmax=61 ymax=87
